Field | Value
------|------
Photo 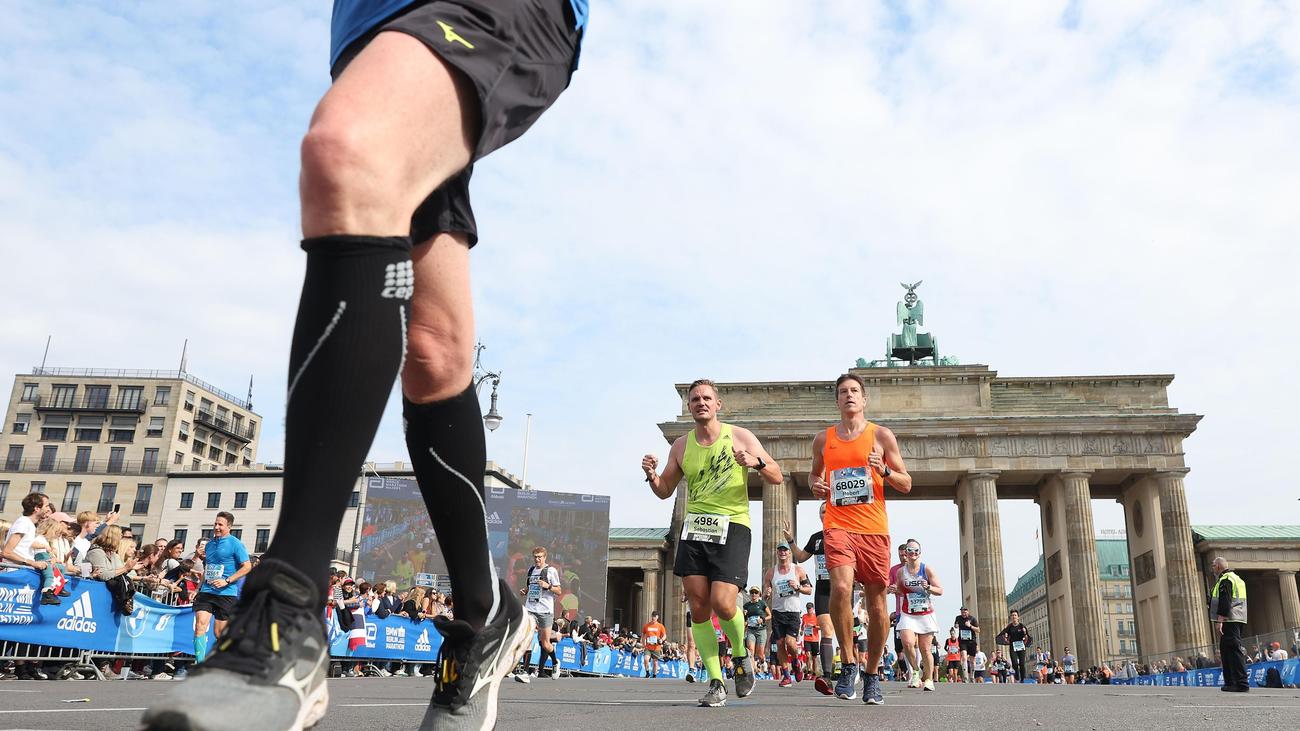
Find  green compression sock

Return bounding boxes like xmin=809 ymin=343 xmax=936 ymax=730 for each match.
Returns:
xmin=719 ymin=611 xmax=747 ymax=658
xmin=692 ymin=621 xmax=723 ymax=680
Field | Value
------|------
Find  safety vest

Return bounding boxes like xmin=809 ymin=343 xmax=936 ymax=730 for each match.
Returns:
xmin=1210 ymin=570 xmax=1248 ymax=623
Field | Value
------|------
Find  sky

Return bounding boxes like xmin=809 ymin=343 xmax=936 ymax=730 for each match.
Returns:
xmin=3 ymin=1 xmax=1299 ymax=628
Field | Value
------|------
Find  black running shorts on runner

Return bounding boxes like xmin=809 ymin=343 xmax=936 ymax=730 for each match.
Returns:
xmin=960 ymin=641 xmax=977 ymax=655
xmin=804 ymin=640 xmax=819 ymax=656
xmin=673 ymin=523 xmax=750 ymax=589
xmin=192 ymin=592 xmax=238 ymax=621
xmin=771 ymin=611 xmax=801 ymax=640
xmin=331 ymin=0 xmax=581 ymax=247
xmin=813 ymin=581 xmax=831 ymax=616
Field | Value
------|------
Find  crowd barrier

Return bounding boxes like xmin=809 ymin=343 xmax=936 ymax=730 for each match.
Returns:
xmin=1109 ymin=659 xmax=1300 ymax=687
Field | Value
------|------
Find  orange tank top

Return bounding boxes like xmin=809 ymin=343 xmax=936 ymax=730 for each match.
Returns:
xmin=821 ymin=422 xmax=888 ymax=536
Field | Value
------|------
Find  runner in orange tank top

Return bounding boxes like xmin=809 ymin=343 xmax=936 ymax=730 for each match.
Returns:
xmin=809 ymin=373 xmax=912 ymax=705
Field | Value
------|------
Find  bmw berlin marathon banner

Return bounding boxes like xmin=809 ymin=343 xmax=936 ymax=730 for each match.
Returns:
xmin=358 ymin=477 xmax=610 ymax=622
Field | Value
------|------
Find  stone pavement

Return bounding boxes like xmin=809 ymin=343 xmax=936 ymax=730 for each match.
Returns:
xmin=0 ymin=676 xmax=1296 ymax=730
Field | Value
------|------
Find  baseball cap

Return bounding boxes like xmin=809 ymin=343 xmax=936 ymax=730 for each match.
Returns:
xmin=748 ymin=586 xmax=761 ymax=594
xmin=960 ymin=606 xmax=968 ymax=610
xmin=49 ymin=511 xmax=74 ymax=523
xmin=776 ymin=541 xmax=790 ymax=550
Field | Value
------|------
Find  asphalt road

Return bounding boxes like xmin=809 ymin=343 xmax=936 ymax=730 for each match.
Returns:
xmin=0 ymin=675 xmax=1297 ymax=730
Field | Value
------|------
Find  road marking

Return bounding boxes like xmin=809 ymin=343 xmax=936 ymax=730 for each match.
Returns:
xmin=0 ymin=690 xmax=42 ymax=693
xmin=0 ymin=707 xmax=145 ymax=714
xmin=1172 ymin=704 xmax=1300 ymax=709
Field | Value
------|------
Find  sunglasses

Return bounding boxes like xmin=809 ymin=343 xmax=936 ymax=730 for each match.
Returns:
xmin=904 ymin=549 xmax=921 ymax=555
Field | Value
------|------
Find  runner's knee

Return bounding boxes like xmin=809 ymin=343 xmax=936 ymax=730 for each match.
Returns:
xmin=300 ymin=121 xmax=421 ymax=230
xmin=401 ymin=319 xmax=474 ymax=402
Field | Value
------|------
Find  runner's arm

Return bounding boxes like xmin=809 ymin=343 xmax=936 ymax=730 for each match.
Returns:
xmin=808 ymin=432 xmax=828 ymax=498
xmin=922 ymin=566 xmax=943 ymax=596
xmin=797 ymin=567 xmax=813 ymax=595
xmin=643 ymin=437 xmax=686 ymax=500
xmin=732 ymin=427 xmax=783 ymax=485
xmin=786 ymin=521 xmax=812 ymax=563
xmin=874 ymin=427 xmax=912 ymax=494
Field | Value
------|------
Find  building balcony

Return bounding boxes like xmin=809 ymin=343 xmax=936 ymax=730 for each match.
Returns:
xmin=194 ymin=409 xmax=255 ymax=443
xmin=1 ymin=457 xmax=168 ymax=476
xmin=31 ymin=394 xmax=148 ymax=414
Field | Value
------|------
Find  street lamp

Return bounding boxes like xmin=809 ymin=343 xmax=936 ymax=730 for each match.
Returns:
xmin=473 ymin=342 xmax=503 ymax=432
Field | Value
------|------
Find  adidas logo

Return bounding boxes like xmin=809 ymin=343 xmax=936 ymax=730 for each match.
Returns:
xmin=57 ymin=593 xmax=97 ymax=633
xmin=415 ymin=628 xmax=431 ymax=653
xmin=381 ymin=261 xmax=414 ymax=300
xmin=486 ymin=512 xmax=503 ymax=525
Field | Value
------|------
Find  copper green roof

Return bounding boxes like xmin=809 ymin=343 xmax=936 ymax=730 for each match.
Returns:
xmin=1192 ymin=525 xmax=1300 ymax=542
xmin=1007 ymin=556 xmax=1045 ymax=607
xmin=1007 ymin=539 xmax=1131 ymax=606
xmin=609 ymin=527 xmax=670 ymax=540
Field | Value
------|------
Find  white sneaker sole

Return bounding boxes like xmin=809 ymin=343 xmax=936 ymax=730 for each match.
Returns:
xmin=295 ymin=681 xmax=330 ymax=730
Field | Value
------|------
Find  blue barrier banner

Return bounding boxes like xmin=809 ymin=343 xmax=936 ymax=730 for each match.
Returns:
xmin=325 ymin=609 xmax=443 ymax=662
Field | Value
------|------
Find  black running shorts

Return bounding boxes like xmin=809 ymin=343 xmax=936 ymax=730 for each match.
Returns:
xmin=673 ymin=523 xmax=750 ymax=589
xmin=804 ymin=640 xmax=820 ymax=656
xmin=192 ymin=592 xmax=238 ymax=621
xmin=813 ymin=581 xmax=831 ymax=616
xmin=331 ymin=0 xmax=581 ymax=247
xmin=960 ymin=641 xmax=977 ymax=656
xmin=771 ymin=611 xmax=801 ymax=640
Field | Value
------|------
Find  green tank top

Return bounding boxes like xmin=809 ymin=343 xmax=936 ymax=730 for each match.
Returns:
xmin=681 ymin=423 xmax=751 ymax=526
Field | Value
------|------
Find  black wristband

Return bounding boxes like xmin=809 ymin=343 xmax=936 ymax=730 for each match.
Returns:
xmin=755 ymin=457 xmax=767 ymax=471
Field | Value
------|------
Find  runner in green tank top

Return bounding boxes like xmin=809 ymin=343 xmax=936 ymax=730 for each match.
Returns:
xmin=643 ymin=379 xmax=783 ymax=707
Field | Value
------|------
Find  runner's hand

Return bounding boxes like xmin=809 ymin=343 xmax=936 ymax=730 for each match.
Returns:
xmin=732 ymin=448 xmax=756 ymax=468
xmin=641 ymin=455 xmax=658 ymax=478
xmin=782 ymin=520 xmax=793 ymax=542
xmin=809 ymin=474 xmax=828 ymax=498
xmin=868 ymin=444 xmax=885 ymax=473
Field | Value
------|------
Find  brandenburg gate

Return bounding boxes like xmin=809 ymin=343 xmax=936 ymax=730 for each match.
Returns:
xmin=655 ymin=288 xmax=1210 ymax=670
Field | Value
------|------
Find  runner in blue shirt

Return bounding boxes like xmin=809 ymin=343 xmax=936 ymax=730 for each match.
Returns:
xmin=190 ymin=512 xmax=251 ymax=665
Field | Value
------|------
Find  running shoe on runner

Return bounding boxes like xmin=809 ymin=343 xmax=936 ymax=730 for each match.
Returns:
xmin=908 ymin=668 xmax=922 ymax=688
xmin=140 ymin=559 xmax=329 ymax=731
xmin=834 ymin=662 xmax=858 ymax=700
xmin=418 ymin=582 xmax=534 ymax=731
xmin=732 ymin=655 xmax=755 ymax=698
xmin=923 ymin=678 xmax=935 ymax=692
xmin=778 ymin=675 xmax=793 ymax=688
xmin=862 ymin=673 xmax=884 ymax=705
xmin=814 ymin=675 xmax=833 ymax=696
xmin=685 ymin=670 xmax=697 ymax=683
xmin=513 ymin=670 xmax=531 ymax=684
xmin=699 ymin=678 xmax=728 ymax=707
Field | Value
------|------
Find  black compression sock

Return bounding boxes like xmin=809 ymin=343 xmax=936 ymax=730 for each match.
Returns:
xmin=820 ymin=638 xmax=833 ymax=676
xmin=263 ymin=235 xmax=412 ymax=594
xmin=404 ymin=387 xmax=499 ymax=630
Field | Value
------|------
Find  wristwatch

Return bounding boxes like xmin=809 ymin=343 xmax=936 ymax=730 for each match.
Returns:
xmin=755 ymin=457 xmax=767 ymax=471
xmin=881 ymin=464 xmax=892 ymax=477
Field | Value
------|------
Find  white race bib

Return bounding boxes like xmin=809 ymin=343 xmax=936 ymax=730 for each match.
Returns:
xmin=746 ymin=614 xmax=763 ymax=628
xmin=959 ymin=629 xmax=972 ymax=640
xmin=204 ymin=565 xmax=225 ymax=583
xmin=527 ymin=582 xmax=542 ymax=602
xmin=803 ymin=624 xmax=815 ymax=638
xmin=777 ymin=579 xmax=796 ymax=598
xmin=682 ymin=513 xmax=729 ymax=544
xmin=830 ymin=466 xmax=873 ymax=506
xmin=906 ymin=592 xmax=930 ymax=613
xmin=815 ymin=554 xmax=829 ymax=581
xmin=1012 ymin=640 xmax=1026 ymax=652
xmin=646 ymin=635 xmax=660 ymax=646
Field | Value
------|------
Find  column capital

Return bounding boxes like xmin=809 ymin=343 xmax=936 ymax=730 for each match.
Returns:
xmin=1279 ymin=569 xmax=1298 ymax=578
xmin=967 ymin=470 xmax=1001 ymax=481
xmin=1155 ymin=468 xmax=1191 ymax=480
xmin=1059 ymin=469 xmax=1094 ymax=480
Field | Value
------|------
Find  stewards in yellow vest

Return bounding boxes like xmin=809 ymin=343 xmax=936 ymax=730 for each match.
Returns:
xmin=1210 ymin=556 xmax=1249 ymax=692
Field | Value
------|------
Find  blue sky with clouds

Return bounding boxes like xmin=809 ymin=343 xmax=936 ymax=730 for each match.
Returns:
xmin=3 ymin=1 xmax=1299 ymax=623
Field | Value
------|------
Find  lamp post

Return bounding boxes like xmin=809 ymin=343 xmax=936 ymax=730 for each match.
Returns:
xmin=474 ymin=342 xmax=503 ymax=432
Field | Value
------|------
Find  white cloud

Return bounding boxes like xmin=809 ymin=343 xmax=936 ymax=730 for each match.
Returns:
xmin=2 ymin=1 xmax=1298 ymax=630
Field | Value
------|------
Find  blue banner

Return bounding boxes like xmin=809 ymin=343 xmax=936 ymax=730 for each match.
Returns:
xmin=325 ymin=609 xmax=444 ymax=662
xmin=1110 ymin=659 xmax=1299 ymax=688
xmin=0 ymin=569 xmax=213 ymax=654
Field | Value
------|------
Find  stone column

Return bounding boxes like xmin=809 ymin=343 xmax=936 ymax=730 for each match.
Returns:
xmin=1156 ymin=469 xmax=1212 ymax=648
xmin=1061 ymin=470 xmax=1106 ymax=669
xmin=1280 ymin=571 xmax=1300 ymax=633
xmin=967 ymin=471 xmax=1008 ymax=654
xmin=641 ymin=566 xmax=660 ymax=629
xmin=762 ymin=477 xmax=797 ymax=590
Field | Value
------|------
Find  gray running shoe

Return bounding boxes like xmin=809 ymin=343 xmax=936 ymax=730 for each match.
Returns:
xmin=699 ymin=678 xmax=727 ymax=707
xmin=862 ymin=672 xmax=884 ymax=705
xmin=834 ymin=662 xmax=859 ymax=700
xmin=140 ymin=559 xmax=330 ymax=731
xmin=732 ymin=655 xmax=755 ymax=698
xmin=418 ymin=581 xmax=534 ymax=731
xmin=685 ymin=670 xmax=696 ymax=683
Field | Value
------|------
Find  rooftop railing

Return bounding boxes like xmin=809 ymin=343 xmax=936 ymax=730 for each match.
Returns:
xmin=30 ymin=367 xmax=252 ymax=410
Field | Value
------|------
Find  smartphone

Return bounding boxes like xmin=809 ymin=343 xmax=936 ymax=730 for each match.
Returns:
xmin=112 ymin=503 xmax=121 ymax=513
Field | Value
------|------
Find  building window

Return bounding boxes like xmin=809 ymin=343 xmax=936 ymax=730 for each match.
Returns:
xmin=75 ymin=414 xmax=103 ymax=442
xmin=208 ymin=446 xmax=222 ymax=461
xmin=234 ymin=492 xmax=248 ymax=509
xmin=116 ymin=386 xmax=144 ymax=410
xmin=85 ymin=385 xmax=110 ymax=409
xmin=184 ymin=391 xmax=196 ymax=411
xmin=154 ymin=386 xmax=171 ymax=406
xmin=180 ymin=492 xmax=194 ymax=509
xmin=108 ymin=447 xmax=125 ymax=473
xmin=178 ymin=421 xmax=190 ymax=442
xmin=133 ymin=484 xmax=152 ymax=514
xmin=142 ymin=448 xmax=159 ymax=473
xmin=97 ymin=483 xmax=117 ymax=513
xmin=348 ymin=490 xmax=360 ymax=508
xmin=206 ymin=492 xmax=221 ymax=509
xmin=40 ymin=426 xmax=68 ymax=441
xmin=200 ymin=528 xmax=214 ymax=541
xmin=174 ymin=451 xmax=184 ymax=465
xmin=50 ymin=384 xmax=77 ymax=408
xmin=74 ymin=446 xmax=91 ymax=472
xmin=254 ymin=528 xmax=270 ymax=553
xmin=199 ymin=397 xmax=214 ymax=414
xmin=108 ymin=429 xmax=134 ymax=443
xmin=12 ymin=413 xmax=31 ymax=434
xmin=40 ymin=445 xmax=58 ymax=471
xmin=192 ymin=458 xmax=200 ymax=470
xmin=147 ymin=416 xmax=165 ymax=438
xmin=247 ymin=420 xmax=257 ymax=438
xmin=231 ymin=528 xmax=242 ymax=540
xmin=261 ymin=492 xmax=275 ymax=509
xmin=62 ymin=483 xmax=81 ymax=513
xmin=173 ymin=528 xmax=188 ymax=546
xmin=108 ymin=416 xmax=136 ymax=443
xmin=20 ymin=383 xmax=38 ymax=402
xmin=31 ymin=481 xmax=46 ymax=494
xmin=128 ymin=523 xmax=145 ymax=538
xmin=0 ymin=481 xmax=8 ymax=511
xmin=4 ymin=445 xmax=22 ymax=471
xmin=192 ymin=440 xmax=205 ymax=456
